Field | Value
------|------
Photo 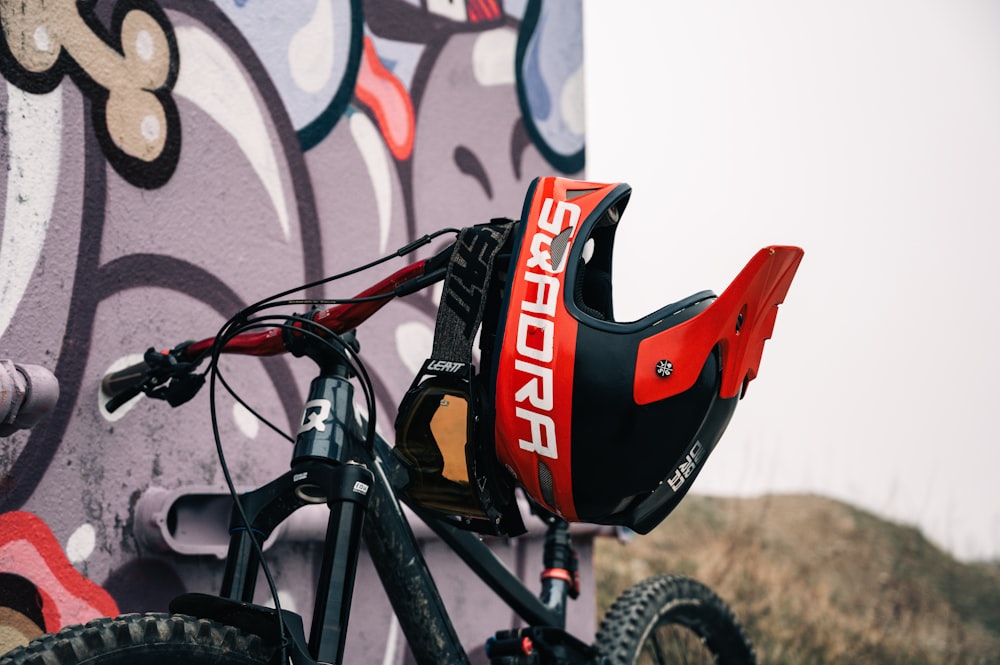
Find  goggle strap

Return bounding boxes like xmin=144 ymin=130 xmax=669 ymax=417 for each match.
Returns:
xmin=430 ymin=222 xmax=514 ymax=365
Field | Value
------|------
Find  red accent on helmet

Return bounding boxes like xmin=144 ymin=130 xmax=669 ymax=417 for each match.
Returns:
xmin=634 ymin=245 xmax=804 ymax=404
xmin=493 ymin=177 xmax=604 ymax=520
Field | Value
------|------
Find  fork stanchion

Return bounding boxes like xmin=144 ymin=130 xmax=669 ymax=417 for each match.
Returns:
xmin=308 ymin=463 xmax=373 ymax=664
xmin=220 ymin=523 xmax=266 ymax=602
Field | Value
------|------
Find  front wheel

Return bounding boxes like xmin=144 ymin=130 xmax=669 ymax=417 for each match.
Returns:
xmin=595 ymin=575 xmax=756 ymax=665
xmin=0 ymin=613 xmax=272 ymax=665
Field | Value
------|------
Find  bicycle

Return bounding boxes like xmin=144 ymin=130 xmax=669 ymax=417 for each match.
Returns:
xmin=1 ymin=181 xmax=801 ymax=665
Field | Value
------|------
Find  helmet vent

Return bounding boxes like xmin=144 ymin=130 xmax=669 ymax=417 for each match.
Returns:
xmin=537 ymin=460 xmax=556 ymax=509
xmin=549 ymin=227 xmax=573 ymax=273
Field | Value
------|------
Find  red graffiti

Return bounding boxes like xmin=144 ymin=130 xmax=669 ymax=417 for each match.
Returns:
xmin=467 ymin=0 xmax=501 ymax=22
xmin=0 ymin=511 xmax=118 ymax=632
xmin=355 ymin=36 xmax=415 ymax=161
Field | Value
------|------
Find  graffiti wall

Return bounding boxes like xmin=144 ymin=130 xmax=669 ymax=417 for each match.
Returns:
xmin=0 ymin=0 xmax=585 ymax=660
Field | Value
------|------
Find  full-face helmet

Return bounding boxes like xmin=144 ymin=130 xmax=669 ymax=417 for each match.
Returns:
xmin=395 ymin=176 xmax=802 ymax=536
xmin=485 ymin=177 xmax=803 ymax=533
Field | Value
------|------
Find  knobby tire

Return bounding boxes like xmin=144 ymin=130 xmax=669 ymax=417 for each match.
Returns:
xmin=0 ymin=613 xmax=272 ymax=665
xmin=595 ymin=574 xmax=756 ymax=665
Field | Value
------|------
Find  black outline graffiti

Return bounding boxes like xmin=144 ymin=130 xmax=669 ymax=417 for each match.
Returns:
xmin=0 ymin=0 xmax=325 ymax=508
xmin=515 ymin=0 xmax=586 ymax=174
xmin=162 ymin=0 xmax=326 ymax=300
xmin=0 ymin=0 xmax=586 ymax=522
xmin=296 ymin=0 xmax=365 ymax=152
xmin=0 ymin=0 xmax=183 ymax=189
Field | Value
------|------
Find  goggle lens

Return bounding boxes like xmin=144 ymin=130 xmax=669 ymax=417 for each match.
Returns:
xmin=396 ymin=384 xmax=486 ymax=519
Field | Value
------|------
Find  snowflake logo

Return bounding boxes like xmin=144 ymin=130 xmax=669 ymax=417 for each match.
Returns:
xmin=655 ymin=359 xmax=674 ymax=378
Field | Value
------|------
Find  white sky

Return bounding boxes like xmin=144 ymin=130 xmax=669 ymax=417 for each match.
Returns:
xmin=582 ymin=0 xmax=1000 ymax=561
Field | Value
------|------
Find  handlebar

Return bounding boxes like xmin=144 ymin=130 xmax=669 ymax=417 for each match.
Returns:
xmin=101 ymin=247 xmax=451 ymax=412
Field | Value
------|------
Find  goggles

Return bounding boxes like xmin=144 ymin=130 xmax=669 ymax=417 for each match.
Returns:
xmin=394 ymin=360 xmax=525 ymax=537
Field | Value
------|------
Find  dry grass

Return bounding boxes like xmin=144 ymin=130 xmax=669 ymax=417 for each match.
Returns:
xmin=594 ymin=493 xmax=1000 ymax=665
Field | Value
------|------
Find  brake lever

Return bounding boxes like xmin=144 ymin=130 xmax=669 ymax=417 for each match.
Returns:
xmin=156 ymin=372 xmax=206 ymax=407
xmin=104 ymin=344 xmax=206 ymax=413
xmin=140 ymin=345 xmax=205 ymax=407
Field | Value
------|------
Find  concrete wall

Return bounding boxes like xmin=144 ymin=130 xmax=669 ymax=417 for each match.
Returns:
xmin=0 ymin=0 xmax=586 ymax=661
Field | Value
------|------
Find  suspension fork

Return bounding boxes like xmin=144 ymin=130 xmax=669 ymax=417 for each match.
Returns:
xmin=211 ymin=333 xmax=373 ymax=665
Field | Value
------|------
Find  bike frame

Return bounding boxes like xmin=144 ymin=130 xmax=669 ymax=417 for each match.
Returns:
xmin=160 ymin=259 xmax=596 ymax=665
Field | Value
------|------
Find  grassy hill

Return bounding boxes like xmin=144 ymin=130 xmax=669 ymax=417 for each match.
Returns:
xmin=594 ymin=493 xmax=1000 ymax=665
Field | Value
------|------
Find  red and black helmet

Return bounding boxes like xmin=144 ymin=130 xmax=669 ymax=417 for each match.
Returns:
xmin=485 ymin=176 xmax=803 ymax=533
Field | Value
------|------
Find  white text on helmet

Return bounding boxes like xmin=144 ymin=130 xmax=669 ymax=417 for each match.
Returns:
xmin=525 ymin=198 xmax=579 ymax=274
xmin=666 ymin=441 xmax=705 ymax=492
xmin=511 ymin=197 xmax=581 ymax=460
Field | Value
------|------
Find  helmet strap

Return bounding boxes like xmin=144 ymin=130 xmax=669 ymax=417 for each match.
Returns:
xmin=431 ymin=221 xmax=514 ymax=362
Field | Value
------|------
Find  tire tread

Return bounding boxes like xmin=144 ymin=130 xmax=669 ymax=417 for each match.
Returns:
xmin=595 ymin=574 xmax=756 ymax=665
xmin=1 ymin=614 xmax=268 ymax=665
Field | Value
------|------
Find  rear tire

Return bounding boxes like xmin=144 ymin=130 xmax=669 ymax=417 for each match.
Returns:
xmin=0 ymin=613 xmax=272 ymax=665
xmin=595 ymin=575 xmax=756 ymax=665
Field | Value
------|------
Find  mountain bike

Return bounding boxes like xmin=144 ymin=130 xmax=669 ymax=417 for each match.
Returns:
xmin=0 ymin=230 xmax=758 ymax=665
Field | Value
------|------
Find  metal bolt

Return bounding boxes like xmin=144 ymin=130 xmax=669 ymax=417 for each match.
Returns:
xmin=655 ymin=360 xmax=674 ymax=378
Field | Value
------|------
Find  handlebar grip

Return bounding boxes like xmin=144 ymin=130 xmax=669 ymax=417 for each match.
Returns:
xmin=102 ymin=359 xmax=151 ymax=400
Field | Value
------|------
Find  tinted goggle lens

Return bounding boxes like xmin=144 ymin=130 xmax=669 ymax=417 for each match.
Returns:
xmin=395 ymin=381 xmax=487 ymax=519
